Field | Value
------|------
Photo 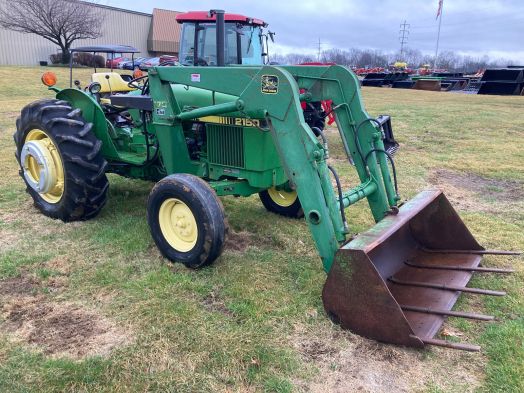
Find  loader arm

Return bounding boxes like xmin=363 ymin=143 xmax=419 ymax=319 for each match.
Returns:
xmin=147 ymin=64 xmax=397 ymax=270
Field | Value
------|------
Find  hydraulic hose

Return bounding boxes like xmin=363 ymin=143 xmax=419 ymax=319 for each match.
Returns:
xmin=311 ymin=126 xmax=329 ymax=158
xmin=353 ymin=117 xmax=400 ymax=200
xmin=364 ymin=148 xmax=399 ymax=197
xmin=353 ymin=117 xmax=383 ymax=165
xmin=328 ymin=164 xmax=348 ymax=232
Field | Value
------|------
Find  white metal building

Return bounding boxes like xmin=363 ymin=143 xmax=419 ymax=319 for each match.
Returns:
xmin=0 ymin=1 xmax=181 ymax=66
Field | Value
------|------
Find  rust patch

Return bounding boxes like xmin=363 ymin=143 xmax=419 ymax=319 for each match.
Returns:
xmin=2 ymin=297 xmax=129 ymax=360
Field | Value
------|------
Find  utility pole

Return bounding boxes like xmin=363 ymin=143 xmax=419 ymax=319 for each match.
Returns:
xmin=399 ymin=20 xmax=410 ymax=60
xmin=434 ymin=0 xmax=444 ymax=69
xmin=316 ymin=37 xmax=324 ymax=62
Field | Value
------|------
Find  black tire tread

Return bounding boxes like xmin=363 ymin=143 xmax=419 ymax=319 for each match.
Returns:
xmin=147 ymin=174 xmax=229 ymax=269
xmin=14 ymin=99 xmax=109 ymax=221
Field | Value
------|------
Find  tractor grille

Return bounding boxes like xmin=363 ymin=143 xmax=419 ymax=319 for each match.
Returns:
xmin=206 ymin=124 xmax=245 ymax=168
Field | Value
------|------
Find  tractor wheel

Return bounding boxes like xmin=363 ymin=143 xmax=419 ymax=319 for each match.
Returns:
xmin=14 ymin=99 xmax=109 ymax=221
xmin=147 ymin=174 xmax=228 ymax=269
xmin=259 ymin=186 xmax=303 ymax=218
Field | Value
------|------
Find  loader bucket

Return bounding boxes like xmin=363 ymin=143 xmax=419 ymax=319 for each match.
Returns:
xmin=323 ymin=189 xmax=517 ymax=351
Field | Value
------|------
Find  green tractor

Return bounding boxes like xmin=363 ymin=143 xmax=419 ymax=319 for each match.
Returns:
xmin=14 ymin=10 xmax=517 ymax=351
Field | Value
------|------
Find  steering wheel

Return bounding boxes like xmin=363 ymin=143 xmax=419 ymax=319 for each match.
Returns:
xmin=127 ymin=75 xmax=149 ymax=93
xmin=196 ymin=58 xmax=209 ymax=66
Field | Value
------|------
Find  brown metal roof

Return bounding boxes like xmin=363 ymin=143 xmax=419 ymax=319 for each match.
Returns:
xmin=148 ymin=8 xmax=182 ymax=54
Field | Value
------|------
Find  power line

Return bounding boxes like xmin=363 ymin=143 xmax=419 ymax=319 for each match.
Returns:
xmin=399 ymin=20 xmax=410 ymax=59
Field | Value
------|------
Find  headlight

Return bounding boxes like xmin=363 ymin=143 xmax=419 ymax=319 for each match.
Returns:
xmin=88 ymin=82 xmax=102 ymax=94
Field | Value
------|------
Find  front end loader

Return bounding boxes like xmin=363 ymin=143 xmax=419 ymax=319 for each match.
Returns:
xmin=14 ymin=10 xmax=518 ymax=352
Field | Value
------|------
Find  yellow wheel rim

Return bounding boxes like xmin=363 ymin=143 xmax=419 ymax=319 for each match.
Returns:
xmin=159 ymin=198 xmax=198 ymax=252
xmin=267 ymin=187 xmax=298 ymax=207
xmin=21 ymin=129 xmax=64 ymax=204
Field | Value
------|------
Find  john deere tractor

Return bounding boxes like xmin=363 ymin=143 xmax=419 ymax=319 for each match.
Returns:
xmin=15 ymin=10 xmax=517 ymax=351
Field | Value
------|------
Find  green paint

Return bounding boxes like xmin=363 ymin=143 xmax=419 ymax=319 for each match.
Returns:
xmin=51 ymin=64 xmax=397 ymax=271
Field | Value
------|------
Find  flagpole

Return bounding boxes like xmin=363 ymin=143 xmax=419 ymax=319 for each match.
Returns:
xmin=434 ymin=0 xmax=444 ymax=69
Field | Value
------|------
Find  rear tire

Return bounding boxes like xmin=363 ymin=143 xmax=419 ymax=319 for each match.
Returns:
xmin=14 ymin=99 xmax=109 ymax=221
xmin=147 ymin=174 xmax=228 ymax=269
xmin=259 ymin=186 xmax=303 ymax=218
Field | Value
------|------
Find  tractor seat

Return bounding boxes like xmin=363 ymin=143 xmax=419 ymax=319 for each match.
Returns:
xmin=92 ymin=72 xmax=136 ymax=94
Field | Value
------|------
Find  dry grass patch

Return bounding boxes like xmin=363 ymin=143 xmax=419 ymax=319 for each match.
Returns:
xmin=430 ymin=169 xmax=523 ymax=202
xmin=0 ymin=228 xmax=22 ymax=252
xmin=428 ymin=169 xmax=524 ymax=223
xmin=291 ymin=322 xmax=485 ymax=393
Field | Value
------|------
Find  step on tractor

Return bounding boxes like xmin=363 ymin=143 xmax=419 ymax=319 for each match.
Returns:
xmin=15 ymin=10 xmax=519 ymax=352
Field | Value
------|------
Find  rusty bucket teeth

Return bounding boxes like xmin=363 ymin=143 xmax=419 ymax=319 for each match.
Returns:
xmin=322 ymin=189 xmax=519 ymax=352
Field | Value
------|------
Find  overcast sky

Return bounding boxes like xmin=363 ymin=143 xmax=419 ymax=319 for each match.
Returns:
xmin=106 ymin=0 xmax=524 ymax=63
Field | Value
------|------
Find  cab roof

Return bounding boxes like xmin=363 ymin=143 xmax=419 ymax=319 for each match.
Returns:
xmin=175 ymin=11 xmax=267 ymax=27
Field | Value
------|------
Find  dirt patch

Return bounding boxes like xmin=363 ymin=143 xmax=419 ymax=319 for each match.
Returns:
xmin=225 ymin=230 xmax=254 ymax=253
xmin=201 ymin=286 xmax=235 ymax=318
xmin=2 ymin=297 xmax=129 ymax=360
xmin=292 ymin=323 xmax=483 ymax=393
xmin=428 ymin=169 xmax=524 ymax=220
xmin=225 ymin=229 xmax=287 ymax=253
xmin=430 ymin=169 xmax=523 ymax=204
xmin=45 ymin=276 xmax=68 ymax=292
xmin=0 ymin=271 xmax=128 ymax=360
xmin=0 ymin=275 xmax=39 ymax=296
xmin=296 ymin=337 xmax=338 ymax=360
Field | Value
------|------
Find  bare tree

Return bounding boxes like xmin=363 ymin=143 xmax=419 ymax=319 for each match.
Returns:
xmin=0 ymin=0 xmax=103 ymax=64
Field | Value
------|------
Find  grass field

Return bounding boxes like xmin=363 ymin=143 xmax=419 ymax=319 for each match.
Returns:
xmin=0 ymin=66 xmax=522 ymax=393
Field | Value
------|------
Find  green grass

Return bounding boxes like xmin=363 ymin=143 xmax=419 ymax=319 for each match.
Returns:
xmin=0 ymin=66 xmax=522 ymax=392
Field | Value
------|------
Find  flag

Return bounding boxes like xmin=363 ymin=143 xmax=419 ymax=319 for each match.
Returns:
xmin=436 ymin=0 xmax=444 ymax=19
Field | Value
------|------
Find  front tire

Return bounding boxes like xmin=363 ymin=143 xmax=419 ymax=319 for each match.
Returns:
xmin=14 ymin=99 xmax=109 ymax=221
xmin=147 ymin=174 xmax=228 ymax=269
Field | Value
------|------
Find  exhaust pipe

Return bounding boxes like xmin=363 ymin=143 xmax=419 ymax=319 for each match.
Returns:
xmin=209 ymin=9 xmax=225 ymax=67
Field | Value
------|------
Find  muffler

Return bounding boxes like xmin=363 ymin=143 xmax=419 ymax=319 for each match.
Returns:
xmin=322 ymin=189 xmax=519 ymax=351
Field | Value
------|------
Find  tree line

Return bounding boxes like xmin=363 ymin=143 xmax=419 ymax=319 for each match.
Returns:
xmin=272 ymin=47 xmax=516 ymax=73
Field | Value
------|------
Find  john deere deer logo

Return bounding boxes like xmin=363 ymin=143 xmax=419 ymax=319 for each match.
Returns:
xmin=261 ymin=75 xmax=279 ymax=94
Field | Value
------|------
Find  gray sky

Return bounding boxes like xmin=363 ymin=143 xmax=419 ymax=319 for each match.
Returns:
xmin=106 ymin=0 xmax=524 ymax=63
